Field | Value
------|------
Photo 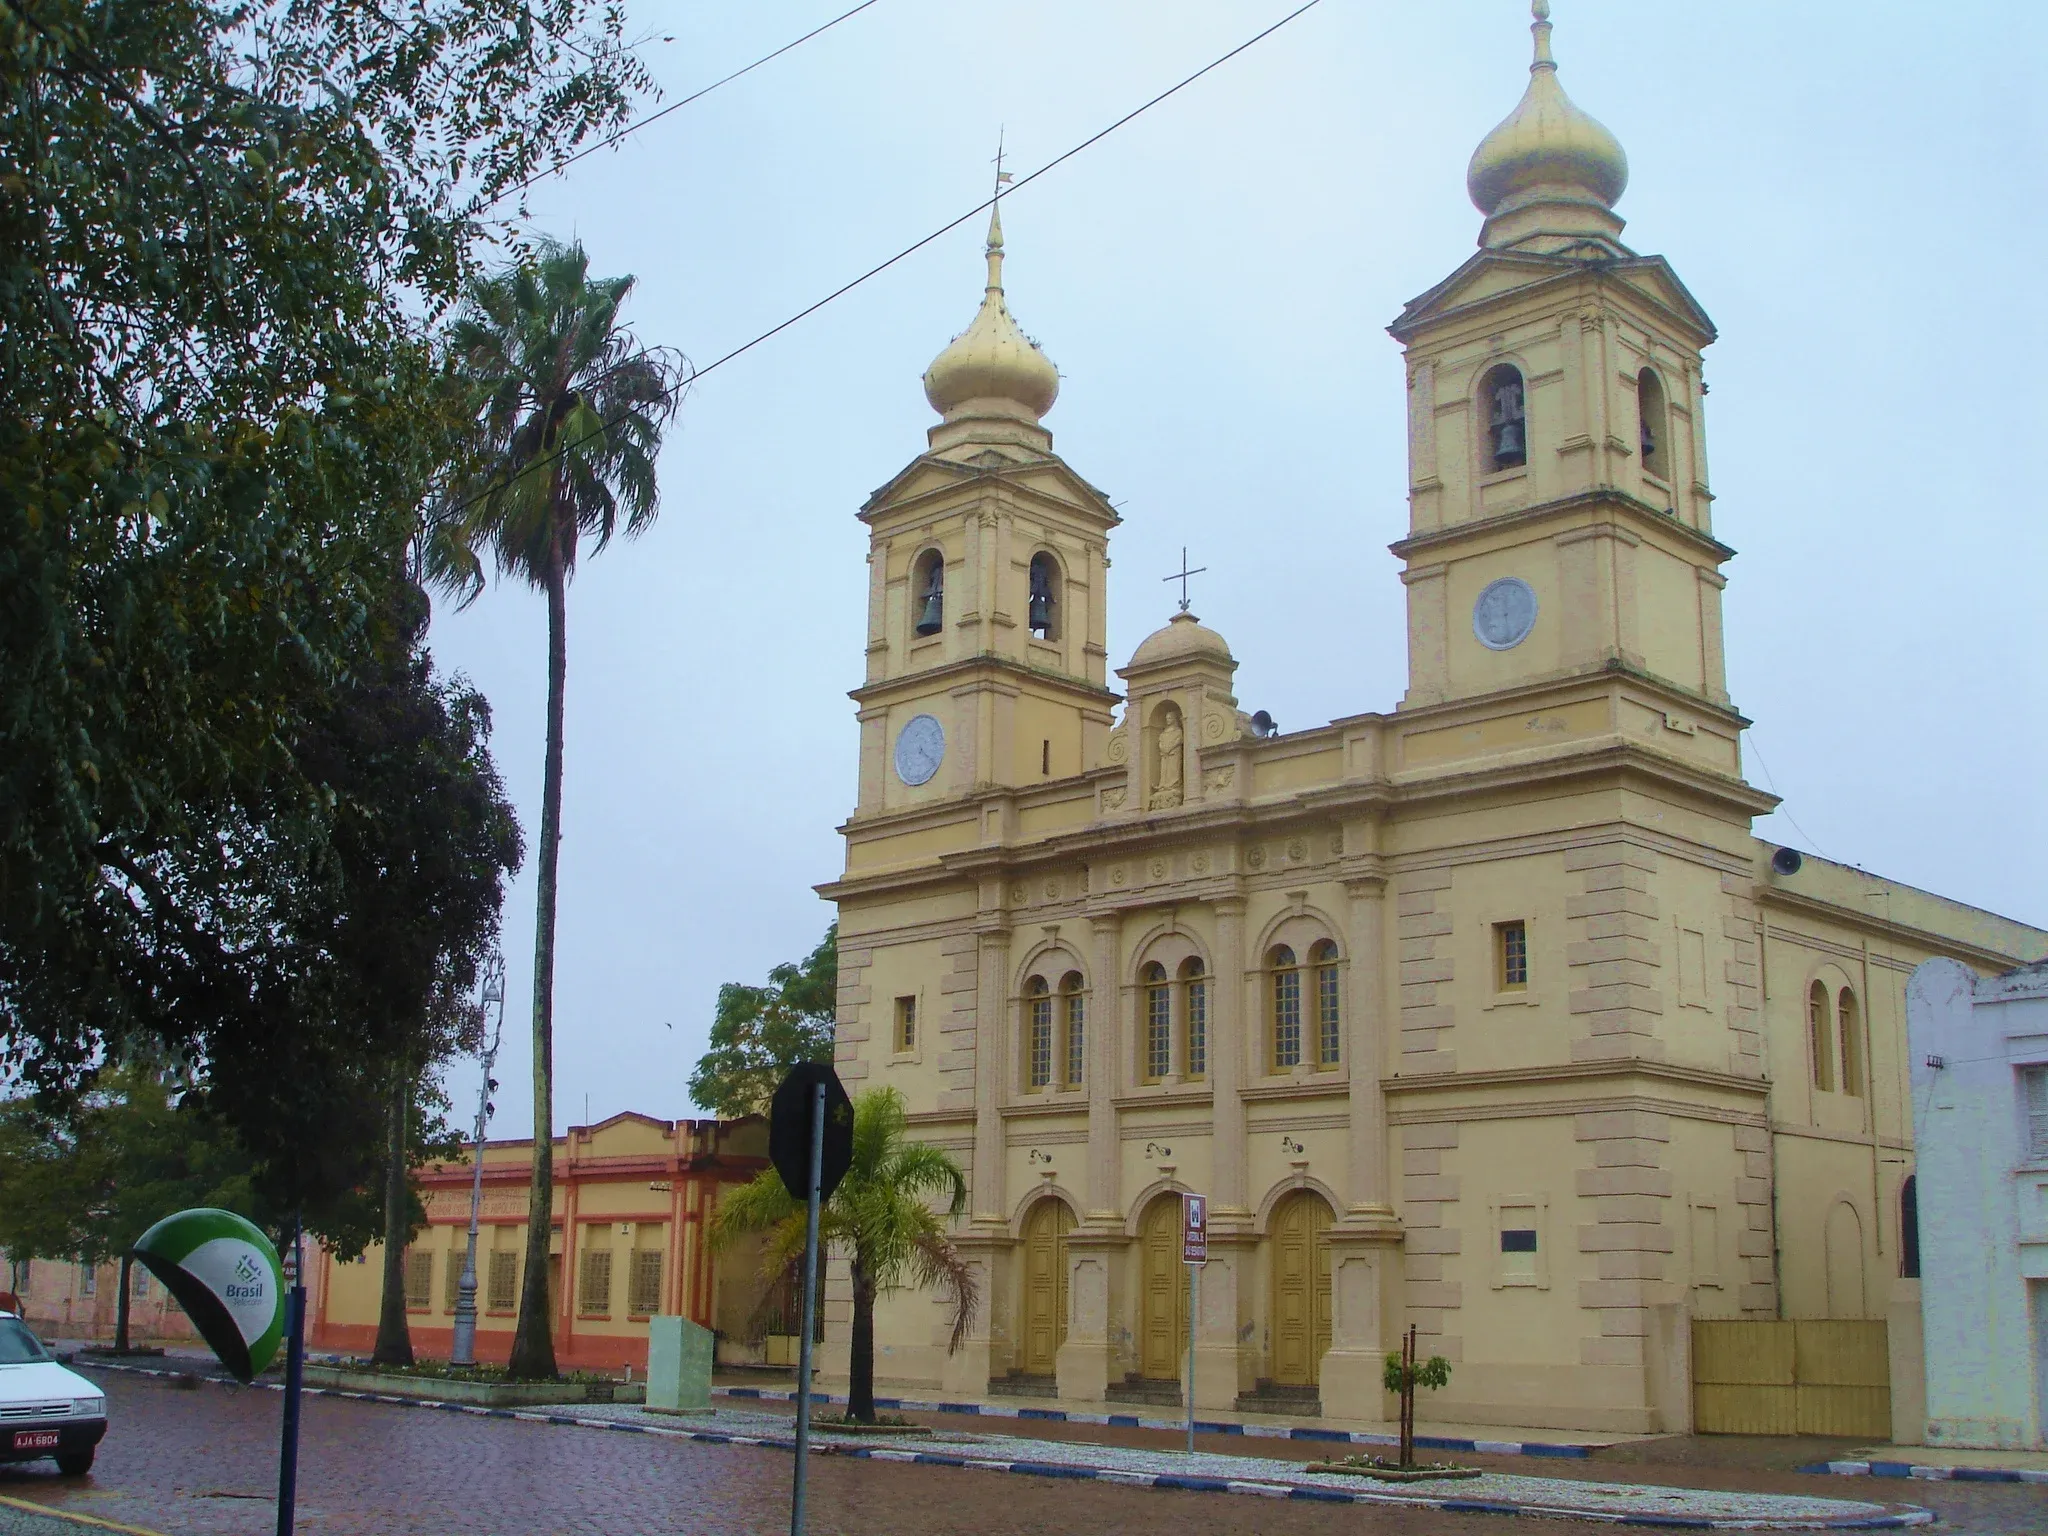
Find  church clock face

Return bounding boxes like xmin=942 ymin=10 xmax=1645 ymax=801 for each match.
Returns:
xmin=893 ymin=714 xmax=946 ymax=787
xmin=1473 ymin=576 xmax=1538 ymax=651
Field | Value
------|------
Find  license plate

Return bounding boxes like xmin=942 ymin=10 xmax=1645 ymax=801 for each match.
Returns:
xmin=11 ymin=1429 xmax=60 ymax=1450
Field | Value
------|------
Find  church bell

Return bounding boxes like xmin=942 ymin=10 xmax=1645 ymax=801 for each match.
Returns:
xmin=915 ymin=590 xmax=943 ymax=636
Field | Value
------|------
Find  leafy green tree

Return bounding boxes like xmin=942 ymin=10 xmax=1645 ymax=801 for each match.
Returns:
xmin=425 ymin=240 xmax=679 ymax=1380
xmin=1384 ymin=1337 xmax=1452 ymax=1468
xmin=712 ymin=1086 xmax=977 ymax=1423
xmin=690 ymin=926 xmax=839 ymax=1118
xmin=0 ymin=1064 xmax=258 ymax=1350
xmin=0 ymin=0 xmax=643 ymax=1239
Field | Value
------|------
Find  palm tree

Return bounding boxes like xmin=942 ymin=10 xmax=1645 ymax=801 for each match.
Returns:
xmin=426 ymin=239 xmax=678 ymax=1379
xmin=713 ymin=1086 xmax=978 ymax=1422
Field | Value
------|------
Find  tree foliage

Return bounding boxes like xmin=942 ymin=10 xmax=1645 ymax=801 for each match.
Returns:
xmin=712 ymin=1085 xmax=975 ymax=1423
xmin=0 ymin=0 xmax=627 ymax=1222
xmin=689 ymin=925 xmax=839 ymax=1119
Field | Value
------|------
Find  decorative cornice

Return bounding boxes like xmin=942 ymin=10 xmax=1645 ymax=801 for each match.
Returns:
xmin=1388 ymin=487 xmax=1734 ymax=565
xmin=1758 ymin=885 xmax=2045 ymax=972
xmin=1384 ymin=1056 xmax=1768 ymax=1100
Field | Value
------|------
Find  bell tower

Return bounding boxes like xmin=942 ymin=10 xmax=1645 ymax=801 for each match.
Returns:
xmin=851 ymin=198 xmax=1121 ymax=819
xmin=1389 ymin=1 xmax=1731 ymax=719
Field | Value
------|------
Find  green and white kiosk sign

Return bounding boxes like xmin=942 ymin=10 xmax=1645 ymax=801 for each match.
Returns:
xmin=132 ymin=1208 xmax=285 ymax=1382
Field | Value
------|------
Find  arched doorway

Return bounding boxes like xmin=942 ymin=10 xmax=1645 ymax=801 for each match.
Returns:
xmin=1825 ymin=1201 xmax=1865 ymax=1318
xmin=1019 ymin=1198 xmax=1073 ymax=1376
xmin=1270 ymin=1190 xmax=1333 ymax=1387
xmin=1139 ymin=1197 xmax=1186 ymax=1381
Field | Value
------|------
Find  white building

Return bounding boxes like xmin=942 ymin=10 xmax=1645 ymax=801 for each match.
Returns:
xmin=1904 ymin=957 xmax=2048 ymax=1449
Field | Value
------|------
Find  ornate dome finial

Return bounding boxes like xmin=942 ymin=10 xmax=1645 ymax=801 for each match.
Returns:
xmin=922 ymin=153 xmax=1060 ymax=426
xmin=1465 ymin=1 xmax=1630 ymax=253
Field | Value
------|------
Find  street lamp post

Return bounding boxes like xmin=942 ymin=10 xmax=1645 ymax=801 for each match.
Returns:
xmin=449 ymin=954 xmax=507 ymax=1369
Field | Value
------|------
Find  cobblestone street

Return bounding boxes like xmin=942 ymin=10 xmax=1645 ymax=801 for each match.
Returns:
xmin=0 ymin=1371 xmax=2039 ymax=1536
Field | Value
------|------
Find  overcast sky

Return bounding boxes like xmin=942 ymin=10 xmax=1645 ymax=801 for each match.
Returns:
xmin=426 ymin=0 xmax=2047 ymax=1137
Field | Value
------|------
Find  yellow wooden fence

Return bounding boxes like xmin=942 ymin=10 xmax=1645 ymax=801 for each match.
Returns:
xmin=1692 ymin=1320 xmax=1890 ymax=1437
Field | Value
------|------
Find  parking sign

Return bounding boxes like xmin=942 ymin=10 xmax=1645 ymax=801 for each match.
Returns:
xmin=1181 ymin=1193 xmax=1207 ymax=1264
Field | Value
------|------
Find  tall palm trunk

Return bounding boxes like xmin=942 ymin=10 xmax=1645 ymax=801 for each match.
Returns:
xmin=371 ymin=1076 xmax=415 ymax=1366
xmin=508 ymin=543 xmax=568 ymax=1380
xmin=848 ymin=1259 xmax=876 ymax=1423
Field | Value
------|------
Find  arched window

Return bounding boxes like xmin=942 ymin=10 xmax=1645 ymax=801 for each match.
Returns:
xmin=1637 ymin=368 xmax=1669 ymax=480
xmin=1270 ymin=945 xmax=1302 ymax=1070
xmin=1808 ymin=980 xmax=1835 ymax=1093
xmin=1899 ymin=1175 xmax=1920 ymax=1280
xmin=1311 ymin=940 xmax=1341 ymax=1069
xmin=1026 ymin=977 xmax=1052 ymax=1090
xmin=1061 ymin=972 xmax=1086 ymax=1089
xmin=1141 ymin=963 xmax=1170 ymax=1084
xmin=1480 ymin=363 xmax=1527 ymax=472
xmin=913 ymin=549 xmax=945 ymax=638
xmin=1180 ymin=958 xmax=1207 ymax=1080
xmin=1837 ymin=989 xmax=1864 ymax=1098
xmin=1028 ymin=551 xmax=1061 ymax=641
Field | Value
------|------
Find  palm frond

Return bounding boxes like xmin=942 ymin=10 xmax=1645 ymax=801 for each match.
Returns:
xmin=909 ymin=1231 xmax=980 ymax=1355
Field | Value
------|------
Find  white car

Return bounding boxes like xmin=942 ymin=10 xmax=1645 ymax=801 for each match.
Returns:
xmin=0 ymin=1312 xmax=107 ymax=1475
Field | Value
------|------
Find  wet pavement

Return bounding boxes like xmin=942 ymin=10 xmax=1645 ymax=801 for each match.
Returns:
xmin=1 ymin=1369 xmax=2040 ymax=1535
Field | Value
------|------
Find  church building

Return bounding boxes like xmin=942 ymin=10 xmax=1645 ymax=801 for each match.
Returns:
xmin=817 ymin=4 xmax=2047 ymax=1432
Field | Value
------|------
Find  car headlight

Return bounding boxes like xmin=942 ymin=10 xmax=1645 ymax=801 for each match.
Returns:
xmin=72 ymin=1396 xmax=105 ymax=1418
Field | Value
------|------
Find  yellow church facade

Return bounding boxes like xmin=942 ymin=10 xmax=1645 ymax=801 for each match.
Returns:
xmin=817 ymin=5 xmax=2046 ymax=1432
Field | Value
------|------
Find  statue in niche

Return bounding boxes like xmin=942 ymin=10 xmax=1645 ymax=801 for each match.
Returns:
xmin=1149 ymin=706 xmax=1185 ymax=810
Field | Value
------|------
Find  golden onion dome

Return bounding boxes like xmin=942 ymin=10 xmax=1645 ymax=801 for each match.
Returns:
xmin=923 ymin=201 xmax=1060 ymax=421
xmin=1466 ymin=1 xmax=1628 ymax=222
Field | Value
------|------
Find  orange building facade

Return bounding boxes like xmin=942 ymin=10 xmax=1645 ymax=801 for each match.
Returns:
xmin=310 ymin=1112 xmax=771 ymax=1373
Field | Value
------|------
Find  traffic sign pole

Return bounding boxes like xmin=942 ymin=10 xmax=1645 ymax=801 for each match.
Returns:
xmin=1180 ymin=1193 xmax=1207 ymax=1455
xmin=790 ymin=1081 xmax=826 ymax=1536
xmin=1186 ymin=1262 xmax=1197 ymax=1454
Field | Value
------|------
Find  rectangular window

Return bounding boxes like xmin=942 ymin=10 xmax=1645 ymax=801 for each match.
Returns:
xmin=1316 ymin=960 xmax=1341 ymax=1068
xmin=487 ymin=1250 xmax=519 ymax=1311
xmin=1144 ymin=983 xmax=1170 ymax=1083
xmin=80 ymin=1262 xmax=95 ymax=1298
xmin=628 ymin=1250 xmax=664 ymax=1316
xmin=132 ymin=1265 xmax=150 ymax=1298
xmin=2025 ymin=1067 xmax=2048 ymax=1162
xmin=1273 ymin=968 xmax=1302 ymax=1070
xmin=1185 ymin=978 xmax=1207 ymax=1079
xmin=578 ymin=1248 xmax=613 ymax=1316
xmin=445 ymin=1249 xmax=466 ymax=1312
xmin=894 ymin=995 xmax=917 ymax=1053
xmin=1689 ymin=1203 xmax=1720 ymax=1286
xmin=404 ymin=1249 xmax=433 ymax=1311
xmin=1064 ymin=992 xmax=1085 ymax=1089
xmin=1499 ymin=1210 xmax=1538 ymax=1282
xmin=1029 ymin=994 xmax=1053 ymax=1089
xmin=1496 ymin=921 xmax=1529 ymax=991
xmin=1678 ymin=927 xmax=1707 ymax=1007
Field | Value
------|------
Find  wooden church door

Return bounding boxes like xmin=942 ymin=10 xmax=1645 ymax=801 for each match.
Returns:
xmin=1271 ymin=1191 xmax=1333 ymax=1386
xmin=1021 ymin=1198 xmax=1073 ymax=1375
xmin=1140 ymin=1197 xmax=1186 ymax=1381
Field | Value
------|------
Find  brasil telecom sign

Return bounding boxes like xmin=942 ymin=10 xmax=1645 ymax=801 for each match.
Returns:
xmin=131 ymin=1208 xmax=286 ymax=1382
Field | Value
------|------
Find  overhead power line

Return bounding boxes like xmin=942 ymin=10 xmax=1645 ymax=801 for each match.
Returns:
xmin=484 ymin=0 xmax=885 ymax=211
xmin=450 ymin=0 xmax=1327 ymax=520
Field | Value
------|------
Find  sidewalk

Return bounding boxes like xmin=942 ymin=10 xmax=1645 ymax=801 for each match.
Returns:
xmin=714 ymin=1380 xmax=1631 ymax=1460
xmin=1806 ymin=1442 xmax=2048 ymax=1484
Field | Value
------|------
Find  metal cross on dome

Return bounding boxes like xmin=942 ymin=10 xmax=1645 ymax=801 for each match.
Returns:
xmin=1163 ymin=547 xmax=1208 ymax=613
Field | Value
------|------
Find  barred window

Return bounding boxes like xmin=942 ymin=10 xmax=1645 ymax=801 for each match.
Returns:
xmin=2025 ymin=1067 xmax=2048 ymax=1162
xmin=80 ymin=1262 xmax=95 ymax=1298
xmin=1027 ymin=977 xmax=1052 ymax=1089
xmin=1142 ymin=963 xmax=1170 ymax=1083
xmin=403 ymin=1249 xmax=432 ymax=1311
xmin=487 ymin=1251 xmax=518 ymax=1311
xmin=1062 ymin=974 xmax=1086 ymax=1089
xmin=895 ymin=995 xmax=917 ymax=1052
xmin=1312 ymin=940 xmax=1341 ymax=1068
xmin=1270 ymin=946 xmax=1301 ymax=1070
xmin=132 ymin=1264 xmax=150 ymax=1298
xmin=1496 ymin=921 xmax=1528 ymax=991
xmin=628 ymin=1250 xmax=664 ymax=1316
xmin=445 ymin=1250 xmax=466 ymax=1312
xmin=1181 ymin=959 xmax=1207 ymax=1080
xmin=578 ymin=1248 xmax=612 ymax=1316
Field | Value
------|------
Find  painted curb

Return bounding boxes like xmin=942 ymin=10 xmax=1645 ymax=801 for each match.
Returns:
xmin=1798 ymin=1459 xmax=2048 ymax=1486
xmin=715 ymin=1385 xmax=1599 ymax=1460
xmin=71 ymin=1361 xmax=1932 ymax=1529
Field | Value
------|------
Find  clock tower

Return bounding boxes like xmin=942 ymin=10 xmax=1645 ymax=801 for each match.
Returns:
xmin=850 ymin=200 xmax=1120 ymax=823
xmin=1389 ymin=1 xmax=1733 ymax=727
